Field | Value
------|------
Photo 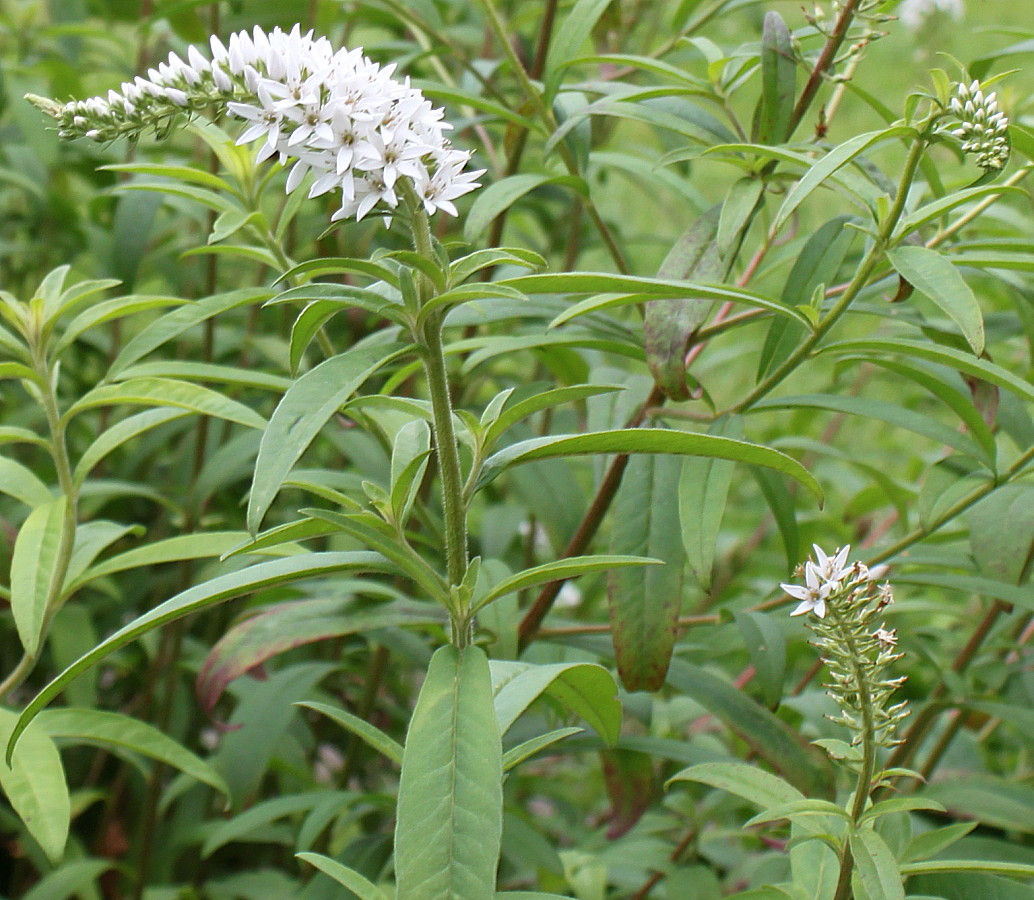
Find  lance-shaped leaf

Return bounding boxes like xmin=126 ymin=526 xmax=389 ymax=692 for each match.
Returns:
xmin=887 ymin=246 xmax=984 ymax=354
xmin=609 ymin=453 xmax=685 ymax=691
xmin=478 ymin=428 xmax=822 ymax=504
xmin=773 ymin=126 xmax=918 ymax=231
xmin=967 ymin=485 xmax=1034 ymax=585
xmin=67 ymin=378 xmax=266 ymax=430
xmin=755 ymin=12 xmax=796 ymax=144
xmin=37 ymin=708 xmax=228 ymax=799
xmin=850 ymin=826 xmax=906 ymax=900
xmin=197 ymin=598 xmax=442 ymax=714
xmin=395 ymin=646 xmax=502 ymax=900
xmin=492 ymin=660 xmax=621 ymax=743
xmin=297 ymin=852 xmax=389 ymax=900
xmin=0 ymin=708 xmax=69 ymax=864
xmin=680 ymin=417 xmax=741 ymax=591
xmin=11 ymin=497 xmax=67 ymax=656
xmin=473 ymin=555 xmax=661 ymax=615
xmin=8 ymin=551 xmax=389 ymax=757
xmin=0 ymin=458 xmax=52 ymax=509
xmin=247 ymin=341 xmax=411 ymax=534
xmin=645 ymin=205 xmax=723 ymax=400
xmin=297 ymin=700 xmax=403 ymax=766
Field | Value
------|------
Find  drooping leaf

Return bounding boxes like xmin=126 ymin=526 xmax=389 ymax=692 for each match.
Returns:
xmin=966 ymin=484 xmax=1034 ymax=585
xmin=600 ymin=748 xmax=654 ymax=839
xmin=756 ymin=12 xmax=796 ymax=144
xmin=644 ymin=205 xmax=723 ymax=401
xmin=609 ymin=453 xmax=685 ymax=691
xmin=395 ymin=646 xmax=503 ymax=900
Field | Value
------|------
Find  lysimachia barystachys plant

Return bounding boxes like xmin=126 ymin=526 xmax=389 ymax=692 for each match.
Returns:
xmin=4 ymin=2 xmax=1034 ymax=896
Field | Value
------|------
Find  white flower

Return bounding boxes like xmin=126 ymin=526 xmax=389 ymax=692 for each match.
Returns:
xmin=782 ymin=544 xmax=852 ymax=618
xmin=31 ymin=24 xmax=484 ymax=224
xmin=950 ymin=79 xmax=1009 ymax=171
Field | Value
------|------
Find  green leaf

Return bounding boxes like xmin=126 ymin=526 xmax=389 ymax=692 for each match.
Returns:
xmin=491 ymin=660 xmax=621 ymax=744
xmin=296 ymin=852 xmax=389 ymax=900
xmin=479 ymin=428 xmax=822 ymax=504
xmin=887 ymin=246 xmax=984 ymax=355
xmin=667 ymin=761 xmax=804 ymax=808
xmin=109 ymin=287 xmax=270 ymax=377
xmin=773 ymin=126 xmax=917 ymax=231
xmin=0 ymin=458 xmax=53 ymax=508
xmin=680 ymin=418 xmax=739 ymax=590
xmin=545 ymin=0 xmax=615 ymax=90
xmin=751 ymin=393 xmax=986 ymax=462
xmin=54 ymin=295 xmax=184 ymax=355
xmin=665 ymin=661 xmax=834 ymax=798
xmin=37 ymin=708 xmax=228 ymax=799
xmin=74 ymin=408 xmax=189 ymax=486
xmin=247 ymin=341 xmax=410 ymax=533
xmin=734 ymin=611 xmax=787 ymax=710
xmin=0 ymin=708 xmax=69 ymax=864
xmin=902 ymin=822 xmax=977 ymax=863
xmin=849 ymin=826 xmax=906 ymax=900
xmin=645 ymin=205 xmax=723 ymax=401
xmin=609 ymin=453 xmax=685 ymax=691
xmin=198 ymin=792 xmax=333 ymax=857
xmin=920 ymin=777 xmax=1034 ymax=833
xmin=11 ymin=497 xmax=67 ymax=656
xmin=68 ymin=531 xmax=250 ymax=591
xmin=758 ymin=215 xmax=856 ymax=380
xmin=395 ymin=646 xmax=502 ymax=900
xmin=756 ymin=12 xmax=796 ymax=144
xmin=744 ymin=798 xmax=850 ymax=827
xmin=449 ymin=247 xmax=546 ymax=284
xmin=483 ymin=384 xmax=625 ymax=450
xmin=296 ymin=700 xmax=404 ymax=767
xmin=518 ymin=274 xmax=810 ymax=329
xmin=966 ymin=485 xmax=1034 ymax=585
xmin=20 ymin=859 xmax=114 ymax=900
xmin=502 ymin=728 xmax=583 ymax=772
xmin=8 ymin=552 xmax=389 ymax=757
xmin=821 ymin=339 xmax=1034 ymax=405
xmin=464 ymin=174 xmax=584 ymax=242
xmin=67 ymin=378 xmax=266 ymax=430
xmin=474 ymin=555 xmax=660 ymax=615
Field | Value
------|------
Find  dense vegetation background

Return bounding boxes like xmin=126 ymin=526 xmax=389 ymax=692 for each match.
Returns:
xmin=0 ymin=0 xmax=1032 ymax=898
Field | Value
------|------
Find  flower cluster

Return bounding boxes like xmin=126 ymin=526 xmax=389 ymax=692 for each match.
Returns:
xmin=950 ymin=79 xmax=1009 ymax=171
xmin=27 ymin=25 xmax=483 ymax=222
xmin=785 ymin=546 xmax=908 ymax=750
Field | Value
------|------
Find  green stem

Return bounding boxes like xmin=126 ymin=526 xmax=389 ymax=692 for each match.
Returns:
xmin=0 ymin=350 xmax=79 ymax=703
xmin=401 ymin=185 xmax=469 ymax=637
xmin=826 ymin=605 xmax=878 ymax=900
xmin=732 ymin=135 xmax=928 ymax=413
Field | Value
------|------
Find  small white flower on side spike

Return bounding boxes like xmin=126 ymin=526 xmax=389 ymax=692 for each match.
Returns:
xmin=950 ymin=78 xmax=1009 ymax=171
